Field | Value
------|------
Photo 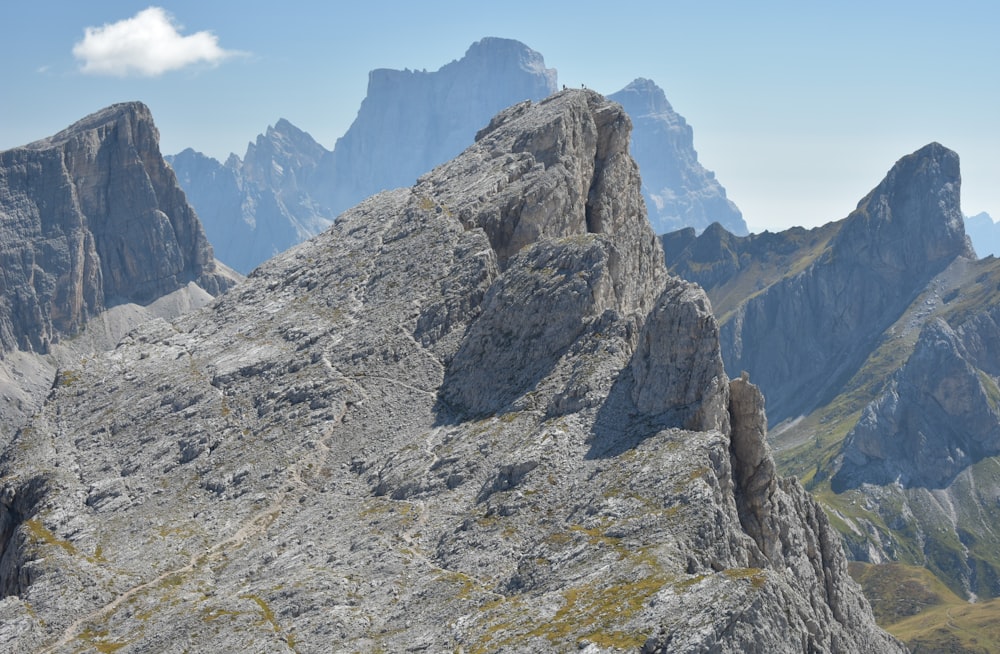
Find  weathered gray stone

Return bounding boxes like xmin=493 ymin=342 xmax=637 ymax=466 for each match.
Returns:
xmin=0 ymin=102 xmax=236 ymax=354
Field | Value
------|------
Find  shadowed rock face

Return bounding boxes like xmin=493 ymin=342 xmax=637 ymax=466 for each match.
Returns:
xmin=0 ymin=102 xmax=235 ymax=353
xmin=0 ymin=91 xmax=901 ymax=653
xmin=837 ymin=317 xmax=1000 ymax=490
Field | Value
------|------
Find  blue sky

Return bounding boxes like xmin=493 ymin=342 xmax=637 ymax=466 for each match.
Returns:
xmin=2 ymin=1 xmax=997 ymax=233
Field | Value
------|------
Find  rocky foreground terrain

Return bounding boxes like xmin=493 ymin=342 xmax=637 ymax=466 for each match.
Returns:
xmin=0 ymin=91 xmax=901 ymax=652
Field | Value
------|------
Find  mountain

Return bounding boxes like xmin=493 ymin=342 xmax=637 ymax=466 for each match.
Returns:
xmin=666 ymin=143 xmax=973 ymax=425
xmin=166 ymin=120 xmax=335 ymax=275
xmin=0 ymin=102 xmax=239 ymax=439
xmin=609 ymin=79 xmax=747 ymax=236
xmin=314 ymin=36 xmax=559 ymax=219
xmin=665 ymin=142 xmax=1000 ymax=641
xmin=0 ymin=90 xmax=900 ymax=652
xmin=965 ymin=211 xmax=1000 ymax=258
xmin=171 ymin=40 xmax=746 ymax=274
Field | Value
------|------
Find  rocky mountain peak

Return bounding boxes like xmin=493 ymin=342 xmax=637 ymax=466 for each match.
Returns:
xmin=838 ymin=141 xmax=973 ymax=272
xmin=667 ymin=143 xmax=976 ymax=424
xmin=460 ymin=36 xmax=556 ymax=78
xmin=611 ymin=77 xmax=674 ymax=116
xmin=316 ymin=36 xmax=558 ymax=218
xmin=427 ymin=89 xmax=664 ymax=316
xmin=0 ymin=101 xmax=234 ymax=353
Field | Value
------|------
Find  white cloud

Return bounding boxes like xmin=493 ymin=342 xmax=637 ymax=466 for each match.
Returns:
xmin=73 ymin=7 xmax=243 ymax=77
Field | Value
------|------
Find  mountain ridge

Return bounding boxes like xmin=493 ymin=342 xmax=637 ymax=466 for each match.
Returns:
xmin=0 ymin=90 xmax=900 ymax=652
xmin=0 ymin=101 xmax=240 ymax=446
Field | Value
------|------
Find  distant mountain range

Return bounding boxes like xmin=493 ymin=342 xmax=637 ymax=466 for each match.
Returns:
xmin=168 ymin=37 xmax=747 ymax=274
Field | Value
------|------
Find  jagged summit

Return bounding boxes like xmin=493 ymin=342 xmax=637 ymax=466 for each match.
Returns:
xmin=609 ymin=78 xmax=747 ymax=236
xmin=166 ymin=118 xmax=334 ymax=275
xmin=840 ymin=141 xmax=973 ymax=269
xmin=0 ymin=90 xmax=899 ymax=652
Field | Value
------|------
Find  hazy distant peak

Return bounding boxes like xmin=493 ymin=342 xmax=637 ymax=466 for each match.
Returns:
xmin=612 ymin=78 xmax=675 ymax=116
xmin=463 ymin=36 xmax=554 ymax=74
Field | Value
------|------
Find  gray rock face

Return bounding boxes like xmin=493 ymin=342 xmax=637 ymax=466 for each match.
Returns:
xmin=0 ymin=90 xmax=901 ymax=653
xmin=669 ymin=142 xmax=973 ymax=424
xmin=167 ymin=120 xmax=335 ymax=275
xmin=838 ymin=316 xmax=1000 ymax=489
xmin=610 ymin=79 xmax=747 ymax=236
xmin=0 ymin=102 xmax=236 ymax=354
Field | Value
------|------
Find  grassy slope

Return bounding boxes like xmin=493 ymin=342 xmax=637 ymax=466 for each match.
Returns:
xmin=852 ymin=562 xmax=1000 ymax=653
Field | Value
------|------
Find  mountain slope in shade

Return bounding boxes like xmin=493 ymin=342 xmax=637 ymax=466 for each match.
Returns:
xmin=610 ymin=78 xmax=747 ymax=236
xmin=0 ymin=90 xmax=901 ymax=653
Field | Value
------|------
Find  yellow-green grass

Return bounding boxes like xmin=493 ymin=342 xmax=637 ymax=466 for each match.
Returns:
xmin=852 ymin=562 xmax=1000 ymax=653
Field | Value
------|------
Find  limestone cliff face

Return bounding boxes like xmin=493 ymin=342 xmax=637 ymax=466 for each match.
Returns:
xmin=609 ymin=79 xmax=747 ymax=236
xmin=0 ymin=91 xmax=900 ymax=653
xmin=0 ymin=102 xmax=235 ymax=353
xmin=167 ymin=119 xmax=335 ymax=275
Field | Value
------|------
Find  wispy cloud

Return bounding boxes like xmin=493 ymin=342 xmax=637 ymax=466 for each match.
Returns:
xmin=73 ymin=6 xmax=245 ymax=77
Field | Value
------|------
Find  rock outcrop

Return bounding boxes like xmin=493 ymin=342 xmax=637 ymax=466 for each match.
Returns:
xmin=610 ymin=79 xmax=747 ymax=236
xmin=0 ymin=102 xmax=236 ymax=354
xmin=837 ymin=318 xmax=1000 ymax=489
xmin=0 ymin=90 xmax=899 ymax=652
xmin=166 ymin=119 xmax=335 ymax=274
